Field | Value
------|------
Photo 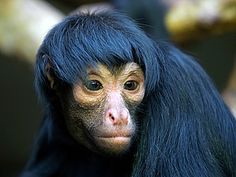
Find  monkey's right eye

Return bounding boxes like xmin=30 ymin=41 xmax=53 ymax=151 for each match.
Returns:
xmin=84 ymin=80 xmax=103 ymax=91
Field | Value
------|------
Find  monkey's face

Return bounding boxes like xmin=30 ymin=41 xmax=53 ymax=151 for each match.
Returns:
xmin=64 ymin=62 xmax=145 ymax=155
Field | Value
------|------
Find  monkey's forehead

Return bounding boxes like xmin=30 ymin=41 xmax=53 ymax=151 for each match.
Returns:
xmin=86 ymin=62 xmax=143 ymax=77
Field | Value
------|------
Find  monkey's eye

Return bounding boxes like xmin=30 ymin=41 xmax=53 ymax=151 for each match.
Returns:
xmin=124 ymin=80 xmax=139 ymax=91
xmin=84 ymin=80 xmax=103 ymax=91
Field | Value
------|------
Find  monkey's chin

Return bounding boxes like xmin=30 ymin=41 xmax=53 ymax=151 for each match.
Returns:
xmin=95 ymin=137 xmax=131 ymax=155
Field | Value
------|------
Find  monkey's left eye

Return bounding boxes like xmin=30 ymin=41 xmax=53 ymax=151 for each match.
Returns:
xmin=84 ymin=80 xmax=103 ymax=91
xmin=124 ymin=80 xmax=139 ymax=91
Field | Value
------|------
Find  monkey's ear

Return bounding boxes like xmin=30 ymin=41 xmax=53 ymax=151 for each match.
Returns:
xmin=43 ymin=55 xmax=55 ymax=89
xmin=45 ymin=63 xmax=55 ymax=89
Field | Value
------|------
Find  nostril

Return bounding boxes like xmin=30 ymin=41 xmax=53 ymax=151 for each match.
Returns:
xmin=106 ymin=109 xmax=118 ymax=124
xmin=109 ymin=113 xmax=115 ymax=121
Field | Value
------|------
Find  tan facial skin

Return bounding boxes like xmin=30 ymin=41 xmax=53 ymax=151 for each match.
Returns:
xmin=49 ymin=62 xmax=145 ymax=155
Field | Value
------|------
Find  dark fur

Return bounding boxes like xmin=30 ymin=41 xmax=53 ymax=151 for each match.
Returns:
xmin=20 ymin=12 xmax=236 ymax=177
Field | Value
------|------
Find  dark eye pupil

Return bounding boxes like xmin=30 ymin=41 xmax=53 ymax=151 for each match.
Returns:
xmin=124 ymin=81 xmax=138 ymax=90
xmin=85 ymin=80 xmax=103 ymax=91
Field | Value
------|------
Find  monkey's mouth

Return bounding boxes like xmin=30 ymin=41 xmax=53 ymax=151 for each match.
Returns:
xmin=96 ymin=135 xmax=131 ymax=144
xmin=94 ymin=135 xmax=132 ymax=154
xmin=97 ymin=136 xmax=131 ymax=142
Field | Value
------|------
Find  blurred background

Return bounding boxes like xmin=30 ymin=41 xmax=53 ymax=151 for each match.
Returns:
xmin=0 ymin=0 xmax=236 ymax=176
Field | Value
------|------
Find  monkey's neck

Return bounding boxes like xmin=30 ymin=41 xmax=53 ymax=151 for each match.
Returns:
xmin=58 ymin=144 xmax=134 ymax=177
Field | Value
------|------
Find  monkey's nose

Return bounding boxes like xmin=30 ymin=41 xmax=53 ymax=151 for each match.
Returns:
xmin=106 ymin=108 xmax=129 ymax=126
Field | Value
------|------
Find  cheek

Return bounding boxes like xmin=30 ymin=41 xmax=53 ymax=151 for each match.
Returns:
xmin=64 ymin=99 xmax=105 ymax=147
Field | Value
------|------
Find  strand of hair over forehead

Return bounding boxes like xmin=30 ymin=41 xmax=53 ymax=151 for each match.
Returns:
xmin=36 ymin=11 xmax=161 ymax=98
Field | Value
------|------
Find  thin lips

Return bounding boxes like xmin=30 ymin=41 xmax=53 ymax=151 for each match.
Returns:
xmin=97 ymin=133 xmax=132 ymax=138
xmin=93 ymin=128 xmax=134 ymax=138
xmin=98 ymin=136 xmax=131 ymax=139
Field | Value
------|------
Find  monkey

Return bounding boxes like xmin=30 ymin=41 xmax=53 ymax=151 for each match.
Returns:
xmin=20 ymin=12 xmax=236 ymax=177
